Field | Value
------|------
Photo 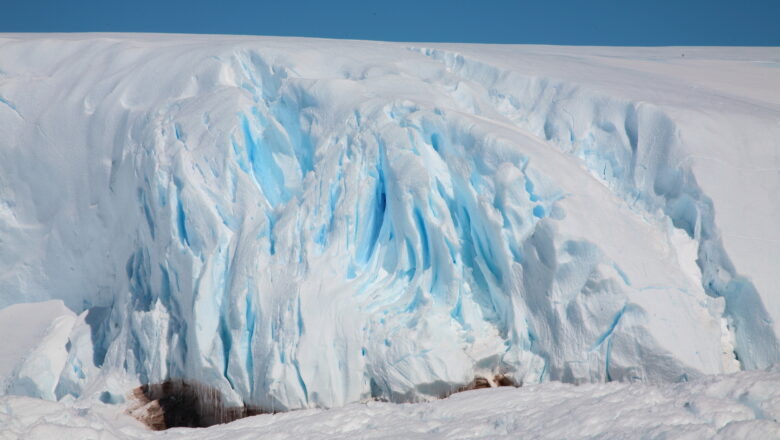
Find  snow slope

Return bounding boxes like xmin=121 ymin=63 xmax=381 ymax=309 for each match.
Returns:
xmin=0 ymin=34 xmax=779 ymax=412
xmin=2 ymin=369 xmax=780 ymax=439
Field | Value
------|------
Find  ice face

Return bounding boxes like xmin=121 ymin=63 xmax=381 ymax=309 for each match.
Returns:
xmin=0 ymin=36 xmax=777 ymax=409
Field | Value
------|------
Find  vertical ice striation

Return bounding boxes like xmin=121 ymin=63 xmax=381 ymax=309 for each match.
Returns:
xmin=0 ymin=36 xmax=777 ymax=409
xmin=408 ymin=47 xmax=779 ymax=371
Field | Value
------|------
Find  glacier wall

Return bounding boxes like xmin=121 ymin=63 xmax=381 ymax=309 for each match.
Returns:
xmin=410 ymin=47 xmax=780 ymax=370
xmin=0 ymin=36 xmax=777 ymax=410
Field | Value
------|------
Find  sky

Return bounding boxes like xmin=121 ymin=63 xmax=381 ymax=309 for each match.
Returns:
xmin=1 ymin=0 xmax=778 ymax=46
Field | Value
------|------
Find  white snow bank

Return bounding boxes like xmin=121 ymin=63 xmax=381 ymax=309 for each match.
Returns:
xmin=0 ymin=301 xmax=75 ymax=399
xmin=1 ymin=369 xmax=779 ymax=439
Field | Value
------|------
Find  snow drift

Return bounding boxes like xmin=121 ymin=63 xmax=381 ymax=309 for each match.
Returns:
xmin=3 ymin=368 xmax=780 ymax=439
xmin=0 ymin=35 xmax=778 ymax=411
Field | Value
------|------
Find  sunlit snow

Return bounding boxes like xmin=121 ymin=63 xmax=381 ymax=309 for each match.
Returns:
xmin=0 ymin=34 xmax=779 ymax=437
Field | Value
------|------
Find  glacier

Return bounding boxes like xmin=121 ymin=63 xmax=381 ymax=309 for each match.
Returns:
xmin=0 ymin=35 xmax=779 ymax=413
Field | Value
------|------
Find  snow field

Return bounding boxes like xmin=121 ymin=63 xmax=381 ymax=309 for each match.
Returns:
xmin=2 ymin=369 xmax=780 ymax=439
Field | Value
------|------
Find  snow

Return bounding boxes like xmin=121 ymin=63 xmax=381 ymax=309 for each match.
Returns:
xmin=0 ymin=33 xmax=779 ymax=436
xmin=2 ymin=369 xmax=780 ymax=439
xmin=0 ymin=301 xmax=75 ymax=398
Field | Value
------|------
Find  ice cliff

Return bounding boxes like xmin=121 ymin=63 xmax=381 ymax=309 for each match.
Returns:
xmin=0 ymin=35 xmax=778 ymax=410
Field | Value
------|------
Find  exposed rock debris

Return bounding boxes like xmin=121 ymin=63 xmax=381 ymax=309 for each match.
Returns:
xmin=128 ymin=380 xmax=269 ymax=430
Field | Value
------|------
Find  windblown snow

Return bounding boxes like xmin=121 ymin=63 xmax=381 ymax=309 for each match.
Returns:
xmin=0 ymin=34 xmax=779 ymax=435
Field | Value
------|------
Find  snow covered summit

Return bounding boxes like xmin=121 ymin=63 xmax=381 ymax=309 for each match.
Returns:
xmin=0 ymin=35 xmax=778 ymax=411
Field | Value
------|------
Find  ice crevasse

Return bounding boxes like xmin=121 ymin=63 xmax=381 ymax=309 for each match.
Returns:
xmin=0 ymin=35 xmax=778 ymax=410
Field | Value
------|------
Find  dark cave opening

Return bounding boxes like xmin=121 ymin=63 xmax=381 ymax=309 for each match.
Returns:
xmin=131 ymin=380 xmax=268 ymax=430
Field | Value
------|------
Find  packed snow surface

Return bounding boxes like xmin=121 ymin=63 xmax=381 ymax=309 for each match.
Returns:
xmin=2 ymin=369 xmax=780 ymax=439
xmin=0 ymin=33 xmax=779 ymax=424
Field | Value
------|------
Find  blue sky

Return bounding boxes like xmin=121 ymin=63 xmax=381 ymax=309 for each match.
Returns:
xmin=1 ymin=0 xmax=778 ymax=45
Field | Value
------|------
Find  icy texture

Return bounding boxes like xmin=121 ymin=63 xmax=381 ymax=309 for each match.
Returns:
xmin=2 ymin=369 xmax=780 ymax=439
xmin=0 ymin=35 xmax=778 ymax=409
xmin=0 ymin=301 xmax=75 ymax=400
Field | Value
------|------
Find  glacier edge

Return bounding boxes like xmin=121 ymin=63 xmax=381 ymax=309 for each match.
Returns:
xmin=0 ymin=36 xmax=778 ymax=410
